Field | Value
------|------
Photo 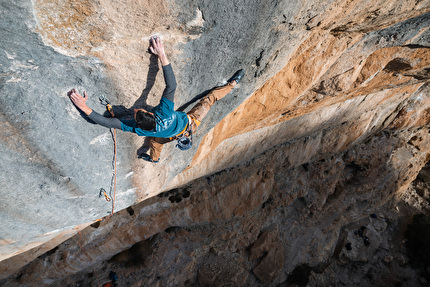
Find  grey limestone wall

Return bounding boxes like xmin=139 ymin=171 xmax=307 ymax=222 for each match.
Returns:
xmin=0 ymin=0 xmax=315 ymax=260
xmin=0 ymin=0 xmax=134 ymax=258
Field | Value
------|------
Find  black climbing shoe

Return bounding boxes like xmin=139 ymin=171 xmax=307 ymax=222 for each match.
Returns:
xmin=228 ymin=69 xmax=245 ymax=84
xmin=139 ymin=153 xmax=159 ymax=163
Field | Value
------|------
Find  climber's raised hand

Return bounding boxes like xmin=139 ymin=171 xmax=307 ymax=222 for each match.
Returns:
xmin=68 ymin=89 xmax=93 ymax=116
xmin=149 ymin=36 xmax=169 ymax=66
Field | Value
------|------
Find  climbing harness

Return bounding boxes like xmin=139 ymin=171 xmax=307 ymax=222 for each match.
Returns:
xmin=175 ymin=116 xmax=193 ymax=151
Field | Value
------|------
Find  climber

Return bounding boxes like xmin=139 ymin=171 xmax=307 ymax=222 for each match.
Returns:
xmin=69 ymin=36 xmax=244 ymax=163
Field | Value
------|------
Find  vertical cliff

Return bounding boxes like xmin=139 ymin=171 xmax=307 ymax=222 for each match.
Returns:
xmin=0 ymin=0 xmax=429 ymax=285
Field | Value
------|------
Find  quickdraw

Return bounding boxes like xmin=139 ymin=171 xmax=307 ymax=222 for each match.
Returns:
xmin=99 ymin=188 xmax=111 ymax=202
xmin=99 ymin=95 xmax=115 ymax=117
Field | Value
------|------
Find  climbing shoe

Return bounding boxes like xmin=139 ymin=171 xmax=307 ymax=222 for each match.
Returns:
xmin=228 ymin=69 xmax=245 ymax=84
xmin=139 ymin=153 xmax=159 ymax=163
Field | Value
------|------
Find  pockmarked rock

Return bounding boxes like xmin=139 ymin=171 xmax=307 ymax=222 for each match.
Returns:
xmin=0 ymin=0 xmax=430 ymax=285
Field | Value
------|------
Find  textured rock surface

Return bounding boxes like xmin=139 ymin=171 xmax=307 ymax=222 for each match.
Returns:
xmin=167 ymin=4 xmax=430 ymax=188
xmin=3 ymin=127 xmax=429 ymax=286
xmin=0 ymin=0 xmax=429 ymax=285
xmin=1 ymin=0 xmax=296 ymax=261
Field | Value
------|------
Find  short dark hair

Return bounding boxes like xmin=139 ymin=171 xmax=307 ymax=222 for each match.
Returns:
xmin=135 ymin=110 xmax=156 ymax=131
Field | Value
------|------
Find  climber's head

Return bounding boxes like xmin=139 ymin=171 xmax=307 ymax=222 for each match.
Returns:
xmin=134 ymin=109 xmax=156 ymax=131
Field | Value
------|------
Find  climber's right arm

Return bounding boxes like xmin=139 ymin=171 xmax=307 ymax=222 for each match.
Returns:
xmin=68 ymin=89 xmax=122 ymax=129
xmin=87 ymin=111 xmax=122 ymax=129
xmin=69 ymin=89 xmax=92 ymax=115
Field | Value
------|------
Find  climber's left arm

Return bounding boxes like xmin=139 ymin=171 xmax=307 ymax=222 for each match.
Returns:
xmin=149 ymin=36 xmax=177 ymax=103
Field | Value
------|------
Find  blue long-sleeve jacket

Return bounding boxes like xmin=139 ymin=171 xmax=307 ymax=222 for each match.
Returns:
xmin=88 ymin=64 xmax=188 ymax=138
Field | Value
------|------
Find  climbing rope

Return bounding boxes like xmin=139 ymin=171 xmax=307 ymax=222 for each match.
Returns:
xmin=97 ymin=96 xmax=117 ymax=221
xmin=74 ymin=127 xmax=116 ymax=287
xmin=107 ymin=127 xmax=117 ymax=219
xmin=69 ymin=96 xmax=118 ymax=287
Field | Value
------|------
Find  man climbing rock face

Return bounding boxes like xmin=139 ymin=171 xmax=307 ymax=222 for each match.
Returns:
xmin=69 ymin=36 xmax=244 ymax=163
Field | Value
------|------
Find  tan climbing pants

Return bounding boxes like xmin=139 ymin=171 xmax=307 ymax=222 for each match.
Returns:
xmin=149 ymin=83 xmax=235 ymax=161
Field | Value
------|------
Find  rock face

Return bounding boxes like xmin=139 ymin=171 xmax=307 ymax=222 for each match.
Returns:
xmin=4 ymin=127 xmax=429 ymax=286
xmin=0 ymin=0 xmax=429 ymax=285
